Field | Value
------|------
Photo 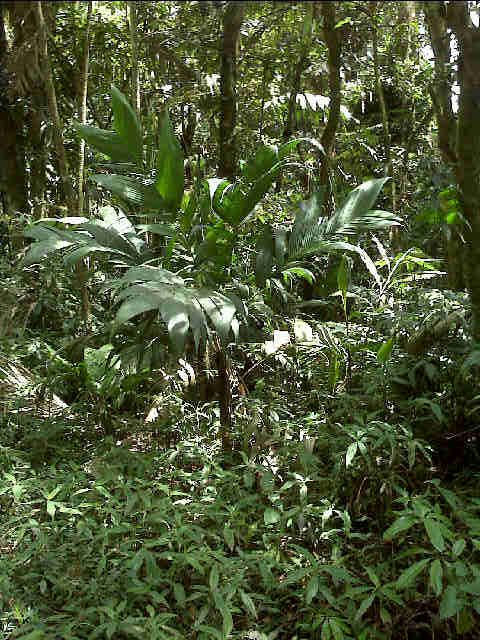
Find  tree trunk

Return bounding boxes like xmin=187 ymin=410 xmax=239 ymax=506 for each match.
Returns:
xmin=424 ymin=1 xmax=465 ymax=290
xmin=35 ymin=1 xmax=75 ymax=210
xmin=318 ymin=1 xmax=341 ymax=210
xmin=219 ymin=1 xmax=244 ymax=181
xmin=128 ymin=1 xmax=140 ymax=116
xmin=77 ymin=0 xmax=92 ymax=217
xmin=0 ymin=3 xmax=27 ymax=220
xmin=446 ymin=2 xmax=480 ymax=340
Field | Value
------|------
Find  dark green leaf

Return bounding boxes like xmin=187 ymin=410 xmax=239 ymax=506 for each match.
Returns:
xmin=155 ymin=109 xmax=184 ymax=212
xmin=110 ymin=85 xmax=143 ymax=165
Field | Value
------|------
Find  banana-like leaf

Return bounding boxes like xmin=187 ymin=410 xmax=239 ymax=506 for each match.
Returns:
xmin=72 ymin=123 xmax=135 ymax=163
xmin=155 ymin=109 xmax=184 ymax=212
xmin=91 ymin=174 xmax=166 ymax=210
xmin=111 ymin=85 xmax=143 ymax=166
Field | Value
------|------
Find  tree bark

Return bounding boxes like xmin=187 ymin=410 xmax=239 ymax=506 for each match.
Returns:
xmin=424 ymin=1 xmax=464 ymax=290
xmin=0 ymin=3 xmax=27 ymax=219
xmin=77 ymin=0 xmax=92 ymax=216
xmin=219 ymin=1 xmax=244 ymax=181
xmin=318 ymin=1 xmax=341 ymax=209
xmin=446 ymin=2 xmax=480 ymax=340
xmin=128 ymin=1 xmax=140 ymax=116
xmin=35 ymin=1 xmax=75 ymax=210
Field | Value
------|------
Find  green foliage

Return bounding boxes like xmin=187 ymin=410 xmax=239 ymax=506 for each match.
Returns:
xmin=255 ymin=177 xmax=401 ymax=289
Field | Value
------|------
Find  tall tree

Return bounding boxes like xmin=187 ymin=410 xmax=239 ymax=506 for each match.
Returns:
xmin=218 ymin=1 xmax=244 ymax=181
xmin=318 ymin=1 xmax=342 ymax=209
xmin=424 ymin=1 xmax=464 ymax=290
xmin=444 ymin=2 xmax=480 ymax=339
xmin=77 ymin=0 xmax=92 ymax=216
xmin=0 ymin=2 xmax=28 ymax=218
xmin=35 ymin=1 xmax=75 ymax=210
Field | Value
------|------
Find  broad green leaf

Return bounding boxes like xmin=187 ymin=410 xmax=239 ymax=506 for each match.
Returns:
xmin=429 ymin=559 xmax=443 ymax=596
xmin=264 ymin=507 xmax=280 ymax=524
xmin=396 ymin=558 xmax=430 ymax=589
xmin=439 ymin=585 xmax=459 ymax=619
xmin=155 ymin=108 xmax=184 ymax=212
xmin=91 ymin=174 xmax=165 ymax=210
xmin=282 ymin=266 xmax=314 ymax=284
xmin=346 ymin=442 xmax=358 ymax=467
xmin=424 ymin=517 xmax=445 ymax=552
xmin=22 ymin=236 xmax=74 ymax=266
xmin=241 ymin=144 xmax=278 ymax=182
xmin=383 ymin=515 xmax=417 ymax=541
xmin=72 ymin=122 xmax=135 ymax=163
xmin=377 ymin=337 xmax=394 ymax=364
xmin=110 ymin=85 xmax=143 ymax=165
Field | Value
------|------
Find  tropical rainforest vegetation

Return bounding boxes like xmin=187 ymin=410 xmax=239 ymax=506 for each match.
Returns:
xmin=1 ymin=1 xmax=480 ymax=638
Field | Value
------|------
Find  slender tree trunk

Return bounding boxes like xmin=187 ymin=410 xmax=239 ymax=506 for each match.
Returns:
xmin=128 ymin=1 xmax=140 ymax=116
xmin=219 ymin=1 xmax=244 ymax=181
xmin=446 ymin=2 xmax=480 ymax=340
xmin=77 ymin=0 xmax=92 ymax=216
xmin=318 ymin=1 xmax=341 ymax=210
xmin=35 ymin=1 xmax=75 ymax=210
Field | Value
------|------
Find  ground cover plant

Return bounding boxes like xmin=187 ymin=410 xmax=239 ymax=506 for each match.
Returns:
xmin=1 ymin=2 xmax=480 ymax=639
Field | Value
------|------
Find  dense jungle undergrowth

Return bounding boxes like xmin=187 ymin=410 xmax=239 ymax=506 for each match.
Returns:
xmin=1 ymin=241 xmax=480 ymax=640
xmin=0 ymin=82 xmax=479 ymax=638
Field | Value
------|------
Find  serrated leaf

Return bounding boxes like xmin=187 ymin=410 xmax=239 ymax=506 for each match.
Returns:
xmin=396 ymin=558 xmax=430 ymax=589
xmin=429 ymin=559 xmax=443 ymax=596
